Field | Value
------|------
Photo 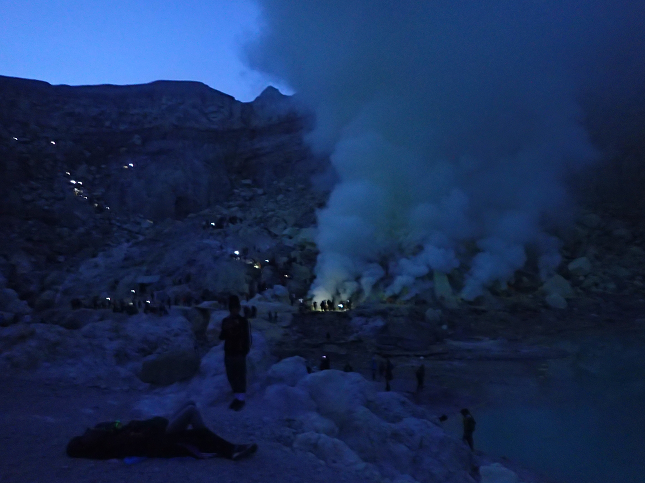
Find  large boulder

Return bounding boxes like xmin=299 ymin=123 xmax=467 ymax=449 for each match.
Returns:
xmin=58 ymin=308 xmax=102 ymax=330
xmin=0 ymin=323 xmax=85 ymax=371
xmin=34 ymin=290 xmax=57 ymax=311
xmin=365 ymin=391 xmax=430 ymax=423
xmin=0 ymin=288 xmax=31 ymax=316
xmin=293 ymin=432 xmax=367 ymax=472
xmin=139 ymin=349 xmax=200 ymax=385
xmin=288 ymin=365 xmax=477 ymax=483
xmin=545 ymin=293 xmax=567 ymax=310
xmin=297 ymin=370 xmax=373 ymax=426
xmin=264 ymin=383 xmax=316 ymax=413
xmin=567 ymin=257 xmax=592 ymax=278
xmin=266 ymin=356 xmax=309 ymax=386
xmin=542 ymin=274 xmax=574 ymax=299
xmin=292 ymin=411 xmax=339 ymax=437
xmin=479 ymin=463 xmax=519 ymax=483
xmin=340 ymin=408 xmax=473 ymax=483
xmin=135 ymin=330 xmax=271 ymax=412
xmin=0 ymin=323 xmax=36 ymax=354
xmin=0 ymin=311 xmax=14 ymax=327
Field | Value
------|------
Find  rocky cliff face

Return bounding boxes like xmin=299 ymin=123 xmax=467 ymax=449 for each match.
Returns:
xmin=0 ymin=76 xmax=320 ymax=221
xmin=0 ymin=76 xmax=327 ymax=305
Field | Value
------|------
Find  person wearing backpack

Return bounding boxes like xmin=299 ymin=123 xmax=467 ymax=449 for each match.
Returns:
xmin=219 ymin=295 xmax=252 ymax=411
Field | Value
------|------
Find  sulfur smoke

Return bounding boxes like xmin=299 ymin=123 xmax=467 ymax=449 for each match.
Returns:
xmin=245 ymin=1 xmax=645 ymax=302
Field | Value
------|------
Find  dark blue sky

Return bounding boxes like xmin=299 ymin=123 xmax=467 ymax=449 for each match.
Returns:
xmin=0 ymin=0 xmax=273 ymax=101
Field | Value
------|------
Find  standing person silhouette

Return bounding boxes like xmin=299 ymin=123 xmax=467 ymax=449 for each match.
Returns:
xmin=219 ymin=295 xmax=252 ymax=411
xmin=461 ymin=408 xmax=476 ymax=451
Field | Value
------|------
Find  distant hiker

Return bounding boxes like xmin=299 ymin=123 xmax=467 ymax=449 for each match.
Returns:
xmin=385 ymin=357 xmax=394 ymax=392
xmin=327 ymin=300 xmax=334 ymax=311
xmin=415 ymin=357 xmax=425 ymax=392
xmin=461 ymin=408 xmax=476 ymax=451
xmin=343 ymin=362 xmax=353 ymax=372
xmin=219 ymin=295 xmax=252 ymax=411
xmin=320 ymin=355 xmax=330 ymax=371
xmin=66 ymin=401 xmax=257 ymax=461
xmin=320 ymin=300 xmax=327 ymax=312
xmin=371 ymin=356 xmax=378 ymax=380
xmin=313 ymin=301 xmax=318 ymax=311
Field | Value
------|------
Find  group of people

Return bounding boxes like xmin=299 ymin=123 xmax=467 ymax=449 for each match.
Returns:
xmin=310 ymin=299 xmax=352 ymax=312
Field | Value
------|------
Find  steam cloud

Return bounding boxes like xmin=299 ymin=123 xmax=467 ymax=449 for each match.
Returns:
xmin=245 ymin=1 xmax=645 ymax=302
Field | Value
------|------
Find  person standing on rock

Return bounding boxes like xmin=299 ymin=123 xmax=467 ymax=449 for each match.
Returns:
xmin=385 ymin=357 xmax=394 ymax=391
xmin=219 ymin=295 xmax=252 ymax=411
xmin=415 ymin=357 xmax=425 ymax=392
xmin=461 ymin=408 xmax=476 ymax=451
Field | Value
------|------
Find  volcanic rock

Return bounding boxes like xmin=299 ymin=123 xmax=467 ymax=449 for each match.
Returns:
xmin=139 ymin=348 xmax=201 ymax=386
xmin=545 ymin=293 xmax=568 ymax=310
xmin=567 ymin=257 xmax=592 ymax=277
xmin=480 ymin=463 xmax=519 ymax=483
xmin=542 ymin=274 xmax=574 ymax=299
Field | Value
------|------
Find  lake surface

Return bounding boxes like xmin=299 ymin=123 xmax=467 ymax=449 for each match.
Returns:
xmin=439 ymin=331 xmax=645 ymax=483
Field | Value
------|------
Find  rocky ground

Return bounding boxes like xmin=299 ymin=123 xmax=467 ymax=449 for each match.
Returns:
xmin=1 ymin=76 xmax=644 ymax=483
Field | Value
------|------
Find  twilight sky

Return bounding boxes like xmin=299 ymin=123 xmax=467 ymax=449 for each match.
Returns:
xmin=0 ymin=0 xmax=275 ymax=101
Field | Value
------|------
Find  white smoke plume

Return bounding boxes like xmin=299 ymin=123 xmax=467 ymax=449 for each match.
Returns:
xmin=245 ymin=1 xmax=645 ymax=302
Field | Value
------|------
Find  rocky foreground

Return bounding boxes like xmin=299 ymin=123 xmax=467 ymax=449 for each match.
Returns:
xmin=1 ymin=76 xmax=644 ymax=483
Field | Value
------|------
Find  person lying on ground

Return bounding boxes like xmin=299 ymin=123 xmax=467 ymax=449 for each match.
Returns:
xmin=66 ymin=401 xmax=257 ymax=461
